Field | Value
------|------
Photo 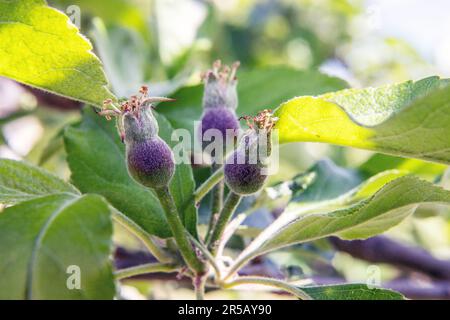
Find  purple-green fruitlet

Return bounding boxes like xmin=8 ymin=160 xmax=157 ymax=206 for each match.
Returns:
xmin=224 ymin=110 xmax=277 ymax=195
xmin=101 ymin=86 xmax=176 ymax=188
xmin=126 ymin=135 xmax=175 ymax=189
xmin=199 ymin=60 xmax=241 ymax=150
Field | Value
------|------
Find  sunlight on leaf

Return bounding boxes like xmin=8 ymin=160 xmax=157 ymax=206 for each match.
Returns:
xmin=275 ymin=77 xmax=450 ymax=165
xmin=0 ymin=0 xmax=115 ymax=106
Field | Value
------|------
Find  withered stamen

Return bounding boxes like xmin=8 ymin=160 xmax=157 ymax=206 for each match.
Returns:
xmin=100 ymin=86 xmax=173 ymax=120
xmin=239 ymin=109 xmax=277 ymax=131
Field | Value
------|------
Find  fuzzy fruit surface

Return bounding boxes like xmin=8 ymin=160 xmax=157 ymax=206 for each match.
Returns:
xmin=200 ymin=107 xmax=239 ymax=147
xmin=126 ymin=137 xmax=175 ymax=188
xmin=224 ymin=138 xmax=268 ymax=195
xmin=224 ymin=161 xmax=267 ymax=195
xmin=224 ymin=129 xmax=271 ymax=195
xmin=224 ymin=145 xmax=267 ymax=195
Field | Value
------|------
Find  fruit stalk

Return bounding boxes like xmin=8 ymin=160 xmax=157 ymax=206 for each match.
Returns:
xmin=193 ymin=166 xmax=225 ymax=204
xmin=205 ymin=164 xmax=224 ymax=243
xmin=155 ymin=186 xmax=206 ymax=274
xmin=207 ymin=191 xmax=242 ymax=255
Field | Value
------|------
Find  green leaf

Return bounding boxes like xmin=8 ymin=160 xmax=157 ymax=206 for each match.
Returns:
xmin=289 ymin=158 xmax=362 ymax=203
xmin=0 ymin=159 xmax=79 ymax=204
xmin=158 ymin=68 xmax=348 ymax=135
xmin=63 ymin=108 xmax=197 ymax=238
xmin=300 ymin=284 xmax=404 ymax=300
xmin=0 ymin=193 xmax=115 ymax=299
xmin=359 ymin=153 xmax=447 ymax=179
xmin=238 ymin=174 xmax=450 ymax=260
xmin=289 ymin=155 xmax=445 ymax=204
xmin=0 ymin=0 xmax=115 ymax=106
xmin=274 ymin=76 xmax=450 ymax=165
xmin=288 ymin=155 xmax=445 ymax=210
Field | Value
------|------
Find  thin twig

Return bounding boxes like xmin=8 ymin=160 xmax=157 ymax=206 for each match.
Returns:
xmin=330 ymin=236 xmax=450 ymax=280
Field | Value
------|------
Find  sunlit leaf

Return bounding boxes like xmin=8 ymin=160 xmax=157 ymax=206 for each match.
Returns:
xmin=275 ymin=76 xmax=450 ymax=164
xmin=0 ymin=0 xmax=115 ymax=106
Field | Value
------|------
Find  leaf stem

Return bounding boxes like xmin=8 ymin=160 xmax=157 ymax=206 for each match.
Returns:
xmin=154 ymin=186 xmax=206 ymax=274
xmin=115 ymin=263 xmax=179 ymax=280
xmin=207 ymin=192 xmax=242 ymax=255
xmin=216 ymin=213 xmax=247 ymax=258
xmin=223 ymin=251 xmax=258 ymax=281
xmin=223 ymin=276 xmax=312 ymax=300
xmin=186 ymin=232 xmax=221 ymax=280
xmin=194 ymin=165 xmax=224 ymax=205
xmin=111 ymin=207 xmax=172 ymax=263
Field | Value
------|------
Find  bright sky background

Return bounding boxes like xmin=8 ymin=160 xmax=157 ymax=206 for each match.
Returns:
xmin=366 ymin=0 xmax=450 ymax=74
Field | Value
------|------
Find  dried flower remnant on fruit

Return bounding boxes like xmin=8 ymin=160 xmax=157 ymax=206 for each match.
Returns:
xmin=99 ymin=85 xmax=174 ymax=142
xmin=201 ymin=60 xmax=240 ymax=110
xmin=99 ymin=86 xmax=176 ymax=188
xmin=252 ymin=109 xmax=278 ymax=131
xmin=240 ymin=109 xmax=278 ymax=132
xmin=224 ymin=110 xmax=278 ymax=195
